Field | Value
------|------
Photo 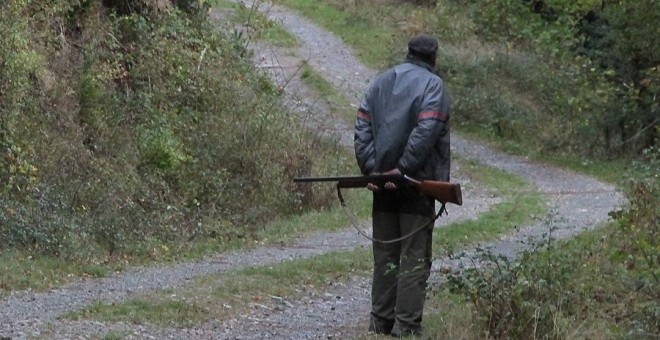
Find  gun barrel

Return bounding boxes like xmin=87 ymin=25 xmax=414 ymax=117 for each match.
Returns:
xmin=293 ymin=175 xmax=405 ymax=183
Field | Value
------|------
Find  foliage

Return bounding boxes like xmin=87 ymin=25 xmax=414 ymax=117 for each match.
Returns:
xmin=68 ymin=299 xmax=210 ymax=328
xmin=612 ymin=147 xmax=659 ymax=287
xmin=448 ymin=223 xmax=658 ymax=339
xmin=431 ymin=2 xmax=659 ymax=337
xmin=435 ymin=0 xmax=658 ymax=158
xmin=590 ymin=1 xmax=660 ymax=153
xmin=0 ymin=0 xmax=345 ymax=259
xmin=448 ymin=150 xmax=658 ymax=338
xmin=273 ymin=0 xmax=658 ymax=159
xmin=448 ymin=247 xmax=569 ymax=339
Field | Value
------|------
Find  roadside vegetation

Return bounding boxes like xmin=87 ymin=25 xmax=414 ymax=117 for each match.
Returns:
xmin=271 ymin=0 xmax=658 ymax=338
xmin=0 ymin=0 xmax=352 ymax=291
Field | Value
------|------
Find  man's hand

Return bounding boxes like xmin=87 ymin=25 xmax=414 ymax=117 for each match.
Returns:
xmin=366 ymin=168 xmax=402 ymax=191
xmin=366 ymin=182 xmax=380 ymax=192
xmin=381 ymin=168 xmax=401 ymax=190
xmin=366 ymin=171 xmax=381 ymax=191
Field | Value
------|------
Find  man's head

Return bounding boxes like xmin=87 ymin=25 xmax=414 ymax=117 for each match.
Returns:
xmin=407 ymin=34 xmax=438 ymax=67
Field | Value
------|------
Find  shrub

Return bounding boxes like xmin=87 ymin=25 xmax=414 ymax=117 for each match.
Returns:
xmin=447 ymin=234 xmax=578 ymax=339
xmin=610 ymin=147 xmax=659 ymax=336
xmin=448 ymin=150 xmax=658 ymax=338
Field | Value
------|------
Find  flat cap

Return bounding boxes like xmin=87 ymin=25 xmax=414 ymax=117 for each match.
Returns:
xmin=408 ymin=34 xmax=438 ymax=56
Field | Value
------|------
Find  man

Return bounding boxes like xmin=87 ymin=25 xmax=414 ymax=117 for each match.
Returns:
xmin=354 ymin=34 xmax=451 ymax=337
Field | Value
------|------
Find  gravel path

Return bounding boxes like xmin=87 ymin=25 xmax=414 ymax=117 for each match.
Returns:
xmin=0 ymin=2 xmax=625 ymax=339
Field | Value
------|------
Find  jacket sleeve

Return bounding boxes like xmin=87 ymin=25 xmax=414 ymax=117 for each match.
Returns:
xmin=354 ymin=92 xmax=376 ymax=175
xmin=397 ymin=79 xmax=449 ymax=175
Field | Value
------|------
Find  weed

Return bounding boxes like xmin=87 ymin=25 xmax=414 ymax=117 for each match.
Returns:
xmin=101 ymin=331 xmax=127 ymax=340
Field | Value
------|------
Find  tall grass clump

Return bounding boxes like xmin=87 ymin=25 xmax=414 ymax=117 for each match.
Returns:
xmin=0 ymin=0 xmax=345 ymax=261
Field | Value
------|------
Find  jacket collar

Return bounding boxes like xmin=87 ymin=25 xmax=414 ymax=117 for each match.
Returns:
xmin=405 ymin=57 xmax=436 ymax=74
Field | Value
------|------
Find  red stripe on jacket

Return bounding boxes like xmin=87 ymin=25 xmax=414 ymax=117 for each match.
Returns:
xmin=357 ymin=109 xmax=371 ymax=122
xmin=417 ymin=111 xmax=448 ymax=122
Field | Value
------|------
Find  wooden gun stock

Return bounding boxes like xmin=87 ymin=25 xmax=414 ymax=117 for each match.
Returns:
xmin=293 ymin=174 xmax=462 ymax=206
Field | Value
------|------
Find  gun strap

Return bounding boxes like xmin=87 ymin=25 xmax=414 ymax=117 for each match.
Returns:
xmin=337 ymin=184 xmax=446 ymax=244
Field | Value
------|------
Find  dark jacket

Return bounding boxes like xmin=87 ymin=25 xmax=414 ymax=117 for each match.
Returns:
xmin=354 ymin=59 xmax=451 ymax=181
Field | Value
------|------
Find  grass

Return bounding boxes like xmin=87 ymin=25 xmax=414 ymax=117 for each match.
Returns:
xmin=433 ymin=157 xmax=546 ymax=251
xmin=216 ymin=0 xmax=298 ymax=48
xmin=67 ymin=299 xmax=210 ymax=328
xmin=356 ymin=294 xmax=477 ymax=340
xmin=456 ymin=128 xmax=629 ymax=185
xmin=299 ymin=63 xmax=355 ymax=121
xmin=271 ymin=0 xmax=410 ymax=68
xmin=458 ymin=155 xmax=529 ymax=196
xmin=429 ymin=155 xmax=546 ymax=250
xmin=0 ymin=251 xmax=109 ymax=297
xmin=253 ymin=188 xmax=372 ymax=243
xmin=434 ymin=196 xmax=545 ymax=252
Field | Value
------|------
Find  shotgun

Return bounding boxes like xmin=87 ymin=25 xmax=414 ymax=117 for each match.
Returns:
xmin=293 ymin=174 xmax=462 ymax=206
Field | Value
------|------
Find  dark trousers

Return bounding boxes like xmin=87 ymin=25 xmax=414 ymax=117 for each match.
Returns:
xmin=369 ymin=187 xmax=435 ymax=333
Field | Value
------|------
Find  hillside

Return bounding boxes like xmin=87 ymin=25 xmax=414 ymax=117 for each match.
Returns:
xmin=0 ymin=0 xmax=347 ymax=261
